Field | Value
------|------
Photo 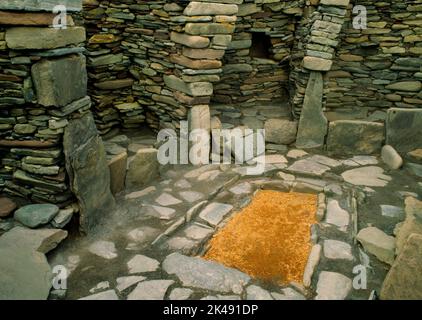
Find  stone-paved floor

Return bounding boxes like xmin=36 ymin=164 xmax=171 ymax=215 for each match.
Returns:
xmin=49 ymin=140 xmax=421 ymax=300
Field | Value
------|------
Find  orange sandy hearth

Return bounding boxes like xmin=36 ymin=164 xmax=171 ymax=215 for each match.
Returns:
xmin=204 ymin=190 xmax=317 ymax=285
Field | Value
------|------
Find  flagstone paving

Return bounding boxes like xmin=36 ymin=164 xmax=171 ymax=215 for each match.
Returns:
xmin=37 ymin=148 xmax=421 ymax=300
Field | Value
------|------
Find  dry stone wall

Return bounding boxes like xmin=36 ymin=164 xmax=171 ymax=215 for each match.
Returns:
xmin=0 ymin=5 xmax=87 ymax=206
xmin=288 ymin=0 xmax=421 ymax=156
xmin=83 ymin=0 xmax=150 ymax=134
xmin=83 ymin=0 xmax=241 ymax=134
xmin=0 ymin=0 xmax=114 ymax=233
xmin=326 ymin=0 xmax=422 ymax=121
xmin=211 ymin=0 xmax=303 ymax=128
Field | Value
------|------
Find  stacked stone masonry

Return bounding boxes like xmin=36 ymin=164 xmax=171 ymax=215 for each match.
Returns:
xmin=0 ymin=3 xmax=87 ymax=206
xmin=211 ymin=0 xmax=303 ymax=128
xmin=81 ymin=0 xmax=421 ymax=142
xmin=83 ymin=0 xmax=240 ymax=134
xmin=327 ymin=0 xmax=422 ymax=121
xmin=0 ymin=0 xmax=114 ymax=233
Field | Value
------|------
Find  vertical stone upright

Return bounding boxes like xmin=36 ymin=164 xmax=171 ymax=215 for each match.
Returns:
xmin=295 ymin=71 xmax=328 ymax=149
xmin=290 ymin=0 xmax=349 ymax=122
xmin=188 ymin=105 xmax=211 ymax=132
xmin=63 ymin=113 xmax=115 ymax=233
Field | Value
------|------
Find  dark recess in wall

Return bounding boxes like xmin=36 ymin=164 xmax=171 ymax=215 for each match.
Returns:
xmin=250 ymin=32 xmax=272 ymax=59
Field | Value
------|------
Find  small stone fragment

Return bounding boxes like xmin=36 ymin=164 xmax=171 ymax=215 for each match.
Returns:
xmin=88 ymin=241 xmax=118 ymax=260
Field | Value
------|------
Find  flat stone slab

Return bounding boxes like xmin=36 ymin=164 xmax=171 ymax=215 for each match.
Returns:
xmin=315 ymin=271 xmax=352 ymax=300
xmin=287 ymin=149 xmax=308 ymax=159
xmin=0 ymin=246 xmax=52 ymax=300
xmin=342 ymin=159 xmax=360 ymax=167
xmin=350 ymin=156 xmax=378 ymax=166
xmin=155 ymin=193 xmax=182 ymax=206
xmin=323 ymin=240 xmax=354 ymax=261
xmin=184 ymin=164 xmax=219 ymax=179
xmin=167 ymin=237 xmax=197 ymax=253
xmin=88 ymin=241 xmax=117 ymax=260
xmin=287 ymin=159 xmax=331 ymax=176
xmin=232 ymin=165 xmax=279 ymax=176
xmin=127 ymin=280 xmax=174 ymax=300
xmin=127 ymin=255 xmax=160 ymax=274
xmin=295 ymin=177 xmax=328 ymax=191
xmin=179 ymin=191 xmax=204 ymax=203
xmin=14 ymin=204 xmax=59 ymax=228
xmin=253 ymin=154 xmax=288 ymax=165
xmin=327 ymin=120 xmax=384 ymax=155
xmin=89 ymin=281 xmax=110 ymax=294
xmin=246 ymin=285 xmax=273 ymax=300
xmin=229 ymin=182 xmax=252 ymax=195
xmin=201 ymin=295 xmax=240 ymax=300
xmin=357 ymin=227 xmax=395 ymax=265
xmin=184 ymin=2 xmax=238 ymax=16
xmin=175 ymin=179 xmax=192 ymax=189
xmin=143 ymin=205 xmax=176 ymax=220
xmin=32 ymin=54 xmax=87 ymax=107
xmin=184 ymin=224 xmax=213 ymax=240
xmin=79 ymin=290 xmax=118 ymax=300
xmin=277 ymin=172 xmax=295 ymax=182
xmin=325 ymin=200 xmax=349 ymax=230
xmin=169 ymin=288 xmax=194 ymax=300
xmin=126 ymin=226 xmax=159 ymax=244
xmin=125 ymin=186 xmax=156 ymax=200
xmin=0 ymin=226 xmax=67 ymax=254
xmin=303 ymin=56 xmax=333 ymax=71
xmin=342 ymin=166 xmax=391 ymax=187
xmin=197 ymin=170 xmax=220 ymax=181
xmin=199 ymin=202 xmax=233 ymax=226
xmin=307 ymin=155 xmax=342 ymax=168
xmin=381 ymin=205 xmax=404 ymax=218
xmin=303 ymin=244 xmax=322 ymax=287
xmin=271 ymin=288 xmax=306 ymax=300
xmin=7 ymin=26 xmax=85 ymax=50
xmin=116 ymin=276 xmax=146 ymax=292
xmin=162 ymin=253 xmax=250 ymax=294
